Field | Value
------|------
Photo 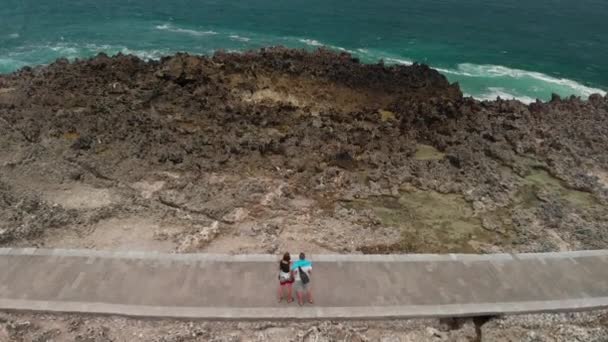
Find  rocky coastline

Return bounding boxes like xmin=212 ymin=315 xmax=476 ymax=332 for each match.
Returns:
xmin=1 ymin=48 xmax=607 ymax=340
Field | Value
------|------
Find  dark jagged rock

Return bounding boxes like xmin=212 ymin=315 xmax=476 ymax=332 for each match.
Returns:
xmin=0 ymin=48 xmax=607 ymax=253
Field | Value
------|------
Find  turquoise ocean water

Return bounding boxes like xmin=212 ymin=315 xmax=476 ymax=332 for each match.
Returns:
xmin=1 ymin=0 xmax=606 ymax=102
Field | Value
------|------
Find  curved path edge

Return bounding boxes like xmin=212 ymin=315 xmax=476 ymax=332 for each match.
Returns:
xmin=1 ymin=247 xmax=607 ymax=262
xmin=1 ymin=298 xmax=608 ymax=320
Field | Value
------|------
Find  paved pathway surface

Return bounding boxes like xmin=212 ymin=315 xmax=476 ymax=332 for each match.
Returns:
xmin=0 ymin=248 xmax=608 ymax=319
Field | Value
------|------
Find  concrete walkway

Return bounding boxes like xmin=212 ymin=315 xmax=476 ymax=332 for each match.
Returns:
xmin=0 ymin=248 xmax=607 ymax=319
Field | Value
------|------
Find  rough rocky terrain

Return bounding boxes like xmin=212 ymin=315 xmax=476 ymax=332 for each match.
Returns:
xmin=1 ymin=48 xmax=608 ymax=340
xmin=1 ymin=311 xmax=607 ymax=342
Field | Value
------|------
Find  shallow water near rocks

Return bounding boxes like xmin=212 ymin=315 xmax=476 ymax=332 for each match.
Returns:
xmin=348 ymin=190 xmax=498 ymax=253
xmin=523 ymin=169 xmax=597 ymax=209
xmin=348 ymin=167 xmax=599 ymax=254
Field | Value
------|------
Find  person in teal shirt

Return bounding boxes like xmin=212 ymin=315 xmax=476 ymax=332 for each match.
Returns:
xmin=291 ymin=252 xmax=313 ymax=305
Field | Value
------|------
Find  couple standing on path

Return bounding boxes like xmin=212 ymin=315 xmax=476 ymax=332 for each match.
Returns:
xmin=278 ymin=252 xmax=313 ymax=306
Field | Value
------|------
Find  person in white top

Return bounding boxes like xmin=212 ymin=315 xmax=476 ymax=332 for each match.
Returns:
xmin=278 ymin=252 xmax=294 ymax=303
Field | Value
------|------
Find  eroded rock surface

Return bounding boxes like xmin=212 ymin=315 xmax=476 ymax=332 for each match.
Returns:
xmin=0 ymin=48 xmax=607 ymax=254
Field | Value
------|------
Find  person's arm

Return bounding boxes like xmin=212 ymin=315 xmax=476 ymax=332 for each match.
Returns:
xmin=289 ymin=262 xmax=295 ymax=278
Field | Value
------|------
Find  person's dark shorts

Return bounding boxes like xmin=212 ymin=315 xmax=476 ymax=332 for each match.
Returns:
xmin=280 ymin=279 xmax=294 ymax=286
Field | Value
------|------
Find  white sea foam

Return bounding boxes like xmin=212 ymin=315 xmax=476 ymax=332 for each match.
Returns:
xmin=48 ymin=45 xmax=78 ymax=54
xmin=85 ymin=43 xmax=114 ymax=50
xmin=34 ymin=42 xmax=169 ymax=61
xmin=469 ymin=87 xmax=537 ymax=104
xmin=296 ymin=38 xmax=353 ymax=53
xmin=229 ymin=35 xmax=251 ymax=42
xmin=119 ymin=48 xmax=168 ymax=60
xmin=353 ymin=48 xmax=414 ymax=65
xmin=8 ymin=33 xmax=19 ymax=39
xmin=385 ymin=57 xmax=413 ymax=65
xmin=0 ymin=57 xmax=24 ymax=67
xmin=434 ymin=67 xmax=470 ymax=76
xmin=0 ymin=57 xmax=27 ymax=73
xmin=443 ymin=63 xmax=606 ymax=97
xmin=155 ymin=23 xmax=217 ymax=36
xmin=298 ymin=38 xmax=323 ymax=47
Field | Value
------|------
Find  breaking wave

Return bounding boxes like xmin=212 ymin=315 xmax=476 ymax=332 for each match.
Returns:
xmin=298 ymin=38 xmax=323 ymax=47
xmin=296 ymin=38 xmax=353 ymax=53
xmin=385 ymin=57 xmax=413 ymax=66
xmin=0 ymin=57 xmax=27 ymax=73
xmin=437 ymin=63 xmax=606 ymax=99
xmin=155 ymin=23 xmax=218 ymax=36
xmin=467 ymin=87 xmax=537 ymax=104
xmin=229 ymin=35 xmax=251 ymax=42
xmin=1 ymin=34 xmax=605 ymax=104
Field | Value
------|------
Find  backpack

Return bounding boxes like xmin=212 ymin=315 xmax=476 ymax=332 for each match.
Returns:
xmin=299 ymin=266 xmax=310 ymax=284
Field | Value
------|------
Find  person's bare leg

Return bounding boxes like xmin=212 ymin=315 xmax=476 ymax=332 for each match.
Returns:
xmin=307 ymin=289 xmax=313 ymax=304
xmin=287 ymin=284 xmax=293 ymax=302
xmin=278 ymin=284 xmax=283 ymax=302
